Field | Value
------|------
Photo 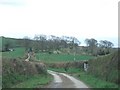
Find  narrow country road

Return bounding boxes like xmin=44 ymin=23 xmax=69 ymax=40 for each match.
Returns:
xmin=47 ymin=70 xmax=90 ymax=89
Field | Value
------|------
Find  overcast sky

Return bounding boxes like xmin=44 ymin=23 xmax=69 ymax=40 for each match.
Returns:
xmin=0 ymin=0 xmax=119 ymax=47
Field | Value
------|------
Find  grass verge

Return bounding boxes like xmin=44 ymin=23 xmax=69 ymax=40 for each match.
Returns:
xmin=2 ymin=57 xmax=52 ymax=88
xmin=49 ymin=67 xmax=81 ymax=74
xmin=76 ymin=71 xmax=118 ymax=88
xmin=12 ymin=74 xmax=53 ymax=88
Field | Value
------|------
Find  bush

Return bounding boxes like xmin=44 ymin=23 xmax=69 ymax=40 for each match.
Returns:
xmin=35 ymin=62 xmax=47 ymax=74
xmin=2 ymin=58 xmax=47 ymax=88
xmin=88 ymin=51 xmax=118 ymax=84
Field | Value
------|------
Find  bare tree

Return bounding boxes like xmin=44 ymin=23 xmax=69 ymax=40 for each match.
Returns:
xmin=33 ymin=35 xmax=47 ymax=52
xmin=85 ymin=38 xmax=98 ymax=55
xmin=34 ymin=35 xmax=40 ymax=52
xmin=68 ymin=37 xmax=81 ymax=60
xmin=33 ymin=34 xmax=81 ymax=54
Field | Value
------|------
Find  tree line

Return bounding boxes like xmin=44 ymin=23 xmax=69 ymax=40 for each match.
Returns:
xmin=85 ymin=38 xmax=114 ymax=56
xmin=22 ymin=35 xmax=80 ymax=53
xmin=1 ymin=35 xmax=115 ymax=56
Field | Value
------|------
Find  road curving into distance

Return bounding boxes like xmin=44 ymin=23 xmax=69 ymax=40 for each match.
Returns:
xmin=47 ymin=70 xmax=90 ymax=89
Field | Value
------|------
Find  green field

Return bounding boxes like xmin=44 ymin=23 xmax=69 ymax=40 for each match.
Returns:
xmin=36 ymin=53 xmax=94 ymax=63
xmin=2 ymin=47 xmax=94 ymax=62
xmin=2 ymin=47 xmax=25 ymax=58
xmin=1 ymin=37 xmax=118 ymax=89
xmin=2 ymin=47 xmax=119 ymax=88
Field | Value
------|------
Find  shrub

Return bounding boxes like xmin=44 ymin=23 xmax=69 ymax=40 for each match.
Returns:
xmin=2 ymin=58 xmax=47 ymax=88
xmin=88 ymin=51 xmax=118 ymax=84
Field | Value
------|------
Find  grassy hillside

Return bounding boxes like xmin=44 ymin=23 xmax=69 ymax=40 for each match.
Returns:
xmin=2 ymin=46 xmax=94 ymax=62
xmin=88 ymin=51 xmax=119 ymax=85
xmin=2 ymin=58 xmax=51 ymax=88
xmin=2 ymin=47 xmax=25 ymax=59
xmin=0 ymin=36 xmax=28 ymax=52
xmin=0 ymin=36 xmax=17 ymax=51
xmin=48 ymin=51 xmax=119 ymax=88
xmin=1 ymin=36 xmax=118 ymax=88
